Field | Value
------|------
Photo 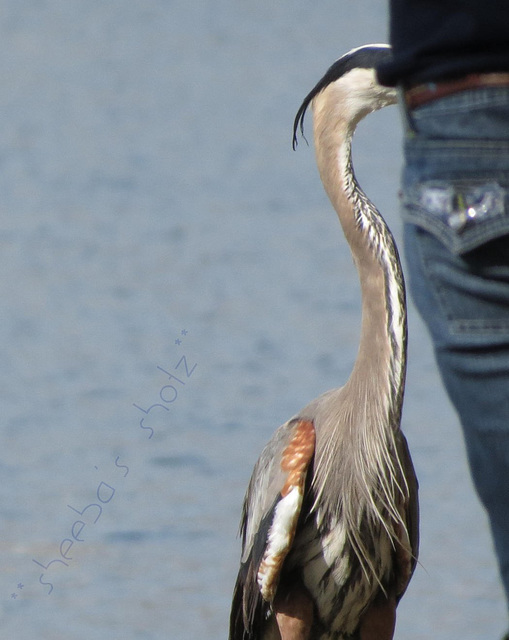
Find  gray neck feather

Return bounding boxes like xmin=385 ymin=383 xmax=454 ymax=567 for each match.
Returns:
xmin=308 ymin=88 xmax=408 ymax=578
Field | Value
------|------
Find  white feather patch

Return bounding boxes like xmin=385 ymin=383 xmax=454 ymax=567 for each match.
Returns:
xmin=257 ymin=485 xmax=302 ymax=601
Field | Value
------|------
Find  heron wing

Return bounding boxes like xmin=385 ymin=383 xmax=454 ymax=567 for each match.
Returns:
xmin=394 ymin=431 xmax=419 ymax=600
xmin=229 ymin=418 xmax=315 ymax=640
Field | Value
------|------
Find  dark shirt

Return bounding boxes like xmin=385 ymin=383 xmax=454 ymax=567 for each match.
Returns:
xmin=377 ymin=0 xmax=509 ymax=87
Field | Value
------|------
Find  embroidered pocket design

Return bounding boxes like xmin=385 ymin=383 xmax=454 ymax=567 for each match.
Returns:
xmin=417 ymin=181 xmax=505 ymax=232
xmin=402 ymin=180 xmax=509 ymax=253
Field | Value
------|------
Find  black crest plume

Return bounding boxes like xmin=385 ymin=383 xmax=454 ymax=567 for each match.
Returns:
xmin=292 ymin=44 xmax=392 ymax=149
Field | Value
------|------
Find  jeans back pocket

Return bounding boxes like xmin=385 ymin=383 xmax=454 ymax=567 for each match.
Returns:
xmin=402 ymin=179 xmax=509 ymax=254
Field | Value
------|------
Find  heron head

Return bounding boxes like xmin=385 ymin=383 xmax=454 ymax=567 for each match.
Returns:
xmin=293 ymin=44 xmax=397 ymax=148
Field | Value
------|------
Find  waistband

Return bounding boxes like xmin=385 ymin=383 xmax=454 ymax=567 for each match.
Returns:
xmin=404 ymin=73 xmax=509 ymax=109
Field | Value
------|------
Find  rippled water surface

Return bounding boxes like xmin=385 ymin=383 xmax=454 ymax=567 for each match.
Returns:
xmin=0 ymin=2 xmax=506 ymax=639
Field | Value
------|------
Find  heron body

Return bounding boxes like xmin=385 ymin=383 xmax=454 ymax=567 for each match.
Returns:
xmin=229 ymin=45 xmax=419 ymax=640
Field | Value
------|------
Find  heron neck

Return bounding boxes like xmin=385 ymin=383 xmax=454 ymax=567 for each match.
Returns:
xmin=313 ymin=115 xmax=407 ymax=426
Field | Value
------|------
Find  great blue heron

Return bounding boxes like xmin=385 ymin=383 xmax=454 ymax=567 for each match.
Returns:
xmin=229 ymin=44 xmax=419 ymax=640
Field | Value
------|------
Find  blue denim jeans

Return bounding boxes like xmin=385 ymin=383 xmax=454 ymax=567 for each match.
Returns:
xmin=400 ymin=87 xmax=509 ymax=609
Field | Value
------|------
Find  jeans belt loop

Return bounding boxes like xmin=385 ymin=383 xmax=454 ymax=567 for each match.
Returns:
xmin=398 ymin=86 xmax=417 ymax=137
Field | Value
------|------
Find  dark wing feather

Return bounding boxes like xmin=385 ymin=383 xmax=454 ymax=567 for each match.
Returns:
xmin=229 ymin=418 xmax=315 ymax=640
xmin=395 ymin=431 xmax=419 ymax=600
xmin=230 ymin=559 xmax=267 ymax=640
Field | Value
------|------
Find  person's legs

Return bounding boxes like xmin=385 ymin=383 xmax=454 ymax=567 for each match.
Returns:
xmin=404 ymin=223 xmax=509 ymax=604
xmin=399 ymin=87 xmax=509 ymax=611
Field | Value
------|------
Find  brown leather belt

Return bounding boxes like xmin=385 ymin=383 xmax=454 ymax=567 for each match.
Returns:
xmin=404 ymin=72 xmax=509 ymax=109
